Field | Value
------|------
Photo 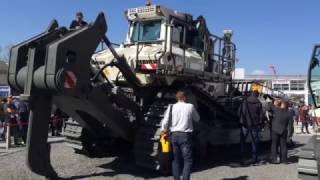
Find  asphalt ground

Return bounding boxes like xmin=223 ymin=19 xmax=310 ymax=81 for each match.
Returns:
xmin=0 ymin=134 xmax=312 ymax=180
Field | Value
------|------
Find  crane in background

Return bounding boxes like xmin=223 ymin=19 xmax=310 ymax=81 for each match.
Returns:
xmin=267 ymin=64 xmax=277 ymax=94
xmin=268 ymin=64 xmax=277 ymax=79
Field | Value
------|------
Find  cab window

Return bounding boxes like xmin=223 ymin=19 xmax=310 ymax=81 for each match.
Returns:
xmin=132 ymin=21 xmax=161 ymax=42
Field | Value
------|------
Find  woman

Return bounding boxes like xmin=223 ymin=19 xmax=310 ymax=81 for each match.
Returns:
xmin=270 ymin=100 xmax=291 ymax=164
xmin=300 ymin=105 xmax=310 ymax=134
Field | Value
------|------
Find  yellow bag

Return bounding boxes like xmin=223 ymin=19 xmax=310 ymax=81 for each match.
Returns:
xmin=158 ymin=133 xmax=173 ymax=166
xmin=158 ymin=105 xmax=174 ymax=165
xmin=160 ymin=134 xmax=170 ymax=153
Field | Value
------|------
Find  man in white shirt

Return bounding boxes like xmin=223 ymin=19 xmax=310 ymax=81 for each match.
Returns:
xmin=161 ymin=90 xmax=200 ymax=180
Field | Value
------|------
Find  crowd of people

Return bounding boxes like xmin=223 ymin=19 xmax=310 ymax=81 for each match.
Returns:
xmin=0 ymin=96 xmax=67 ymax=146
xmin=297 ymin=104 xmax=319 ymax=134
xmin=0 ymin=96 xmax=30 ymax=145
xmin=238 ymin=90 xmax=318 ymax=165
xmin=0 ymin=12 xmax=86 ymax=147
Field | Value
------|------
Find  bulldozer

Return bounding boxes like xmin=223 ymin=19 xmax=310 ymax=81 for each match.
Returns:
xmin=8 ymin=4 xmax=277 ymax=179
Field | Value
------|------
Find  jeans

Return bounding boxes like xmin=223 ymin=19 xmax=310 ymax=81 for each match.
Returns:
xmin=19 ymin=112 xmax=29 ymax=143
xmin=171 ymin=132 xmax=193 ymax=180
xmin=301 ymin=122 xmax=310 ymax=133
xmin=240 ymin=127 xmax=259 ymax=162
xmin=271 ymin=131 xmax=287 ymax=162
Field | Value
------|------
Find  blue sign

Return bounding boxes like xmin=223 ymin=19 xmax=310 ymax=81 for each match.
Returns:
xmin=0 ymin=86 xmax=10 ymax=97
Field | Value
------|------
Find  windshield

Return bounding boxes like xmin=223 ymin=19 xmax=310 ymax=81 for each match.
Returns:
xmin=132 ymin=21 xmax=161 ymax=42
xmin=309 ymin=46 xmax=320 ymax=107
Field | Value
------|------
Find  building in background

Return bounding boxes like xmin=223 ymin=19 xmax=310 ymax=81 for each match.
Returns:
xmin=232 ymin=68 xmax=245 ymax=79
xmin=234 ymin=68 xmax=308 ymax=104
xmin=0 ymin=61 xmax=10 ymax=97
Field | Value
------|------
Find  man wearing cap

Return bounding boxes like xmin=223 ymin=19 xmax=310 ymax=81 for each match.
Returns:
xmin=70 ymin=12 xmax=88 ymax=29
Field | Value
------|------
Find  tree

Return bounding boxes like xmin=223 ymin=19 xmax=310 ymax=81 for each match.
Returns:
xmin=0 ymin=44 xmax=13 ymax=62
xmin=0 ymin=46 xmax=2 ymax=60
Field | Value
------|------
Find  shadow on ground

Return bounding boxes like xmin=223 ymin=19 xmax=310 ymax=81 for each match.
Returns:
xmin=61 ymin=141 xmax=305 ymax=180
xmin=222 ymin=176 xmax=249 ymax=180
xmin=60 ymin=151 xmax=165 ymax=180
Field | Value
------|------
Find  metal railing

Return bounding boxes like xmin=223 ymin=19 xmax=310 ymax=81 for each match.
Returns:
xmin=232 ymin=80 xmax=286 ymax=98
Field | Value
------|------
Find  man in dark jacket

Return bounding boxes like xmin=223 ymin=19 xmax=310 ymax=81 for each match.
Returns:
xmin=70 ymin=12 xmax=88 ymax=29
xmin=238 ymin=90 xmax=264 ymax=163
xmin=270 ymin=100 xmax=291 ymax=163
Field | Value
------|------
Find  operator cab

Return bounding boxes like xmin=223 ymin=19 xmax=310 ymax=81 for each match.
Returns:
xmin=124 ymin=5 xmax=207 ymax=51
xmin=122 ymin=4 xmax=235 ymax=77
xmin=309 ymin=45 xmax=320 ymax=107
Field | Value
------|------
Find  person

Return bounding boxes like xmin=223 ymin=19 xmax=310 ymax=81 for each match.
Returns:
xmin=270 ymin=100 xmax=291 ymax=164
xmin=14 ymin=98 xmax=30 ymax=143
xmin=0 ymin=98 xmax=7 ymax=140
xmin=266 ymin=99 xmax=281 ymax=126
xmin=238 ymin=90 xmax=264 ymax=164
xmin=294 ymin=105 xmax=299 ymax=125
xmin=69 ymin=11 xmax=88 ymax=29
xmin=299 ymin=105 xmax=310 ymax=134
xmin=309 ymin=105 xmax=318 ymax=131
xmin=274 ymin=99 xmax=282 ymax=108
xmin=264 ymin=96 xmax=275 ymax=122
xmin=51 ymin=108 xmax=66 ymax=136
xmin=287 ymin=103 xmax=296 ymax=145
xmin=161 ymin=90 xmax=200 ymax=180
xmin=4 ymin=96 xmax=19 ymax=145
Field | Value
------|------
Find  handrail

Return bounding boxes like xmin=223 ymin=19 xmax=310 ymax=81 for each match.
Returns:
xmin=232 ymin=80 xmax=287 ymax=98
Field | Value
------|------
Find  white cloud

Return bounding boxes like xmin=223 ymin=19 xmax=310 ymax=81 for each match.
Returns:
xmin=251 ymin=69 xmax=265 ymax=75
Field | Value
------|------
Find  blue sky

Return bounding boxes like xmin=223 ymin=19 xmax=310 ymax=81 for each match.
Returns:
xmin=0 ymin=0 xmax=319 ymax=75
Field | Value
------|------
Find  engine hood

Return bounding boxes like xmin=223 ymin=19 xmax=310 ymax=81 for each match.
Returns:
xmin=92 ymin=44 xmax=164 ymax=67
xmin=91 ymin=44 xmax=164 ymax=84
